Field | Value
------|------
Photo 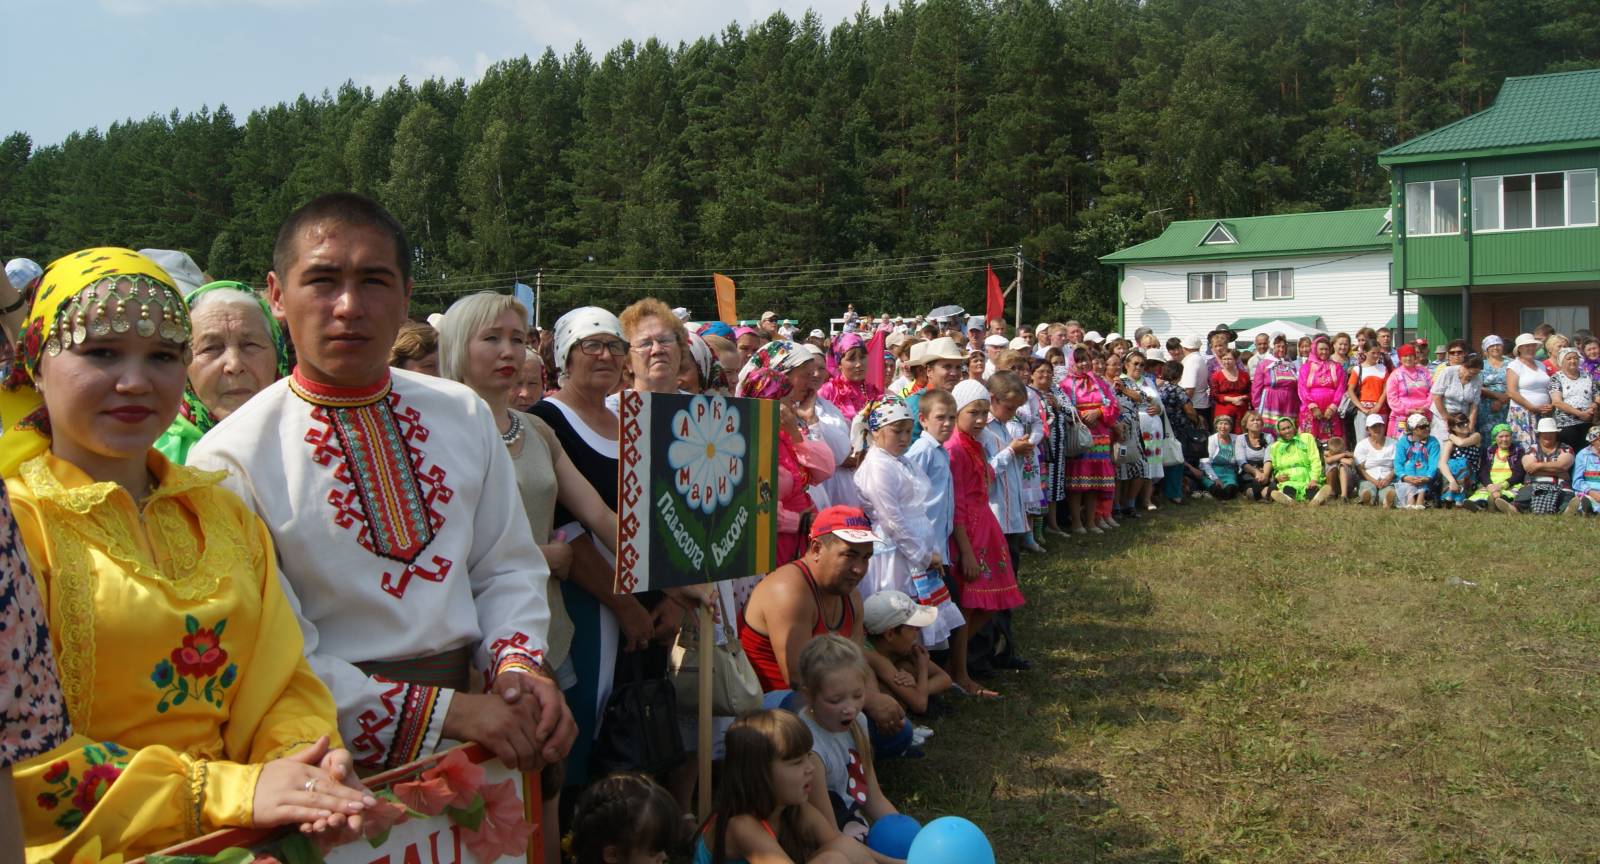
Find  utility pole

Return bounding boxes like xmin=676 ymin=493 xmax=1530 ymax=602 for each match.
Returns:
xmin=535 ymin=269 xmax=543 ymax=331
xmin=1014 ymin=245 xmax=1024 ymax=330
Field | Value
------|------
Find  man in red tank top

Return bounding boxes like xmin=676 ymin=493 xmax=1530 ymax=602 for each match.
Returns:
xmin=739 ymin=506 xmax=907 ymax=734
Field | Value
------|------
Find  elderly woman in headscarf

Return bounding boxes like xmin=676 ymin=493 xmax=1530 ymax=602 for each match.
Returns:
xmin=0 ymin=250 xmax=366 ymax=861
xmin=153 ymin=281 xmax=290 ymax=464
xmin=678 ymin=331 xmax=728 ymax=395
xmin=817 ymin=331 xmax=881 ymax=423
xmin=1296 ymin=334 xmax=1346 ymax=442
xmin=737 ymin=341 xmax=835 ymax=564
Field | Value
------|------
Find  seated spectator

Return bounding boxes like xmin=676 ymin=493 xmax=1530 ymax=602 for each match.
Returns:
xmin=862 ymin=591 xmax=954 ymax=716
xmin=1200 ymin=414 xmax=1242 ymax=499
xmin=570 ymin=773 xmax=685 ymax=864
xmin=1393 ymin=413 xmax=1441 ymax=509
xmin=1517 ymin=417 xmax=1578 ymax=514
xmin=1468 ymin=423 xmax=1525 ymax=514
xmin=1322 ymin=435 xmax=1357 ymax=501
xmin=1236 ymin=411 xmax=1274 ymax=501
xmin=1438 ymin=414 xmax=1483 ymax=509
xmin=1353 ymin=414 xmax=1396 ymax=508
xmin=1267 ymin=416 xmax=1327 ymax=504
xmin=1571 ymin=427 xmax=1600 ymax=515
xmin=694 ymin=710 xmax=870 ymax=864
xmin=797 ymin=636 xmax=900 ymax=841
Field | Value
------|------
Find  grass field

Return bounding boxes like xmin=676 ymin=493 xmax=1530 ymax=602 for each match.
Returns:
xmin=883 ymin=500 xmax=1600 ymax=863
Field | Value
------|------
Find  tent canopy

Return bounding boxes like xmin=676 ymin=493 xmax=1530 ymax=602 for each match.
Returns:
xmin=1234 ymin=317 xmax=1326 ymax=344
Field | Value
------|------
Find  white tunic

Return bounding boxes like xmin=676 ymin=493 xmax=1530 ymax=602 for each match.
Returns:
xmin=190 ymin=368 xmax=550 ymax=772
xmin=853 ymin=447 xmax=963 ymax=646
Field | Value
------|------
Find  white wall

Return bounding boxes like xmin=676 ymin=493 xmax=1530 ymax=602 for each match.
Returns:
xmin=1120 ymin=251 xmax=1417 ymax=340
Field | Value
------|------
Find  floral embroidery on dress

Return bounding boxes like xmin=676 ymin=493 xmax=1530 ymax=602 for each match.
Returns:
xmin=35 ymin=743 xmax=130 ymax=831
xmin=150 ymin=615 xmax=237 ymax=712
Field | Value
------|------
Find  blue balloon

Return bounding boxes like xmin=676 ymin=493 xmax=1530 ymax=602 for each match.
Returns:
xmin=866 ymin=814 xmax=922 ymax=859
xmin=906 ymin=816 xmax=994 ymax=864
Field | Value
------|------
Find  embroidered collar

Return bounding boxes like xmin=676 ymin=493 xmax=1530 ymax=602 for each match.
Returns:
xmin=289 ymin=366 xmax=393 ymax=408
xmin=22 ymin=449 xmax=224 ymax=514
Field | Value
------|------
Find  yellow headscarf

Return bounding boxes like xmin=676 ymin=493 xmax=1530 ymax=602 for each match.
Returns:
xmin=0 ymin=248 xmax=185 ymax=477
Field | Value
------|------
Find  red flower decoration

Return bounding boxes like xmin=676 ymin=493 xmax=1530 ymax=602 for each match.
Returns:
xmin=360 ymin=796 xmax=410 ymax=841
xmin=71 ymin=764 xmax=122 ymax=814
xmin=462 ymin=779 xmax=532 ymax=864
xmin=420 ymin=749 xmax=485 ymax=810
xmin=171 ymin=627 xmax=228 ymax=677
xmin=392 ymin=775 xmax=454 ymax=816
xmin=43 ymin=761 xmax=69 ymax=784
xmin=37 ymin=793 xmax=58 ymax=810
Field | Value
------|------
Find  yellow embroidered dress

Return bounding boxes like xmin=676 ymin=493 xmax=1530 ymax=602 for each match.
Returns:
xmin=6 ymin=450 xmax=342 ymax=862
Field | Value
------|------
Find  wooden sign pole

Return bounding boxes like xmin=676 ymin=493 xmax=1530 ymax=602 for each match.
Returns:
xmin=697 ymin=604 xmax=715 ymax=822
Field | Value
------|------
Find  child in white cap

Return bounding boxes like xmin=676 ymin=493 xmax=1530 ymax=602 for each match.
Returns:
xmin=863 ymin=591 xmax=953 ymax=717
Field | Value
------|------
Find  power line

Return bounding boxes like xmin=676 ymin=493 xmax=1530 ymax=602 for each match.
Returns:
xmin=409 ymin=257 xmax=1013 ymax=294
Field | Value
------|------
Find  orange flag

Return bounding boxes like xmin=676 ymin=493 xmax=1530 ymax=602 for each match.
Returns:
xmin=714 ymin=273 xmax=737 ymax=324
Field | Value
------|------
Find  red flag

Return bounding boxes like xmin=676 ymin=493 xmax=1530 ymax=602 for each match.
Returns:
xmin=865 ymin=326 xmax=888 ymax=392
xmin=984 ymin=264 xmax=1003 ymax=326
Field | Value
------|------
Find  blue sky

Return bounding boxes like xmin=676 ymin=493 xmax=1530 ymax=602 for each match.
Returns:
xmin=3 ymin=0 xmax=868 ymax=147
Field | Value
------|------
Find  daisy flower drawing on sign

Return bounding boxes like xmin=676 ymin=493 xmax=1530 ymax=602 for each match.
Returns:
xmin=667 ymin=395 xmax=746 ymax=515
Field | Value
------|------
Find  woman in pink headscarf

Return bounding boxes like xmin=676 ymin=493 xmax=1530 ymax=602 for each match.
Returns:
xmin=1297 ymin=334 xmax=1347 ymax=441
xmin=738 ymin=341 xmax=835 ymax=565
xmin=816 ymin=332 xmax=882 ymax=422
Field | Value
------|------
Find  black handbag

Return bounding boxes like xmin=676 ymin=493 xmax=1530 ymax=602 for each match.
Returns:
xmin=591 ymin=656 xmax=685 ymax=777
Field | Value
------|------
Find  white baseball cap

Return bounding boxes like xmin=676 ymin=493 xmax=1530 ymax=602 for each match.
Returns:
xmin=1407 ymin=412 xmax=1430 ymax=429
xmin=1105 ymin=332 xmax=1122 ymax=342
xmin=809 ymin=328 xmax=824 ymax=339
xmin=1008 ymin=336 xmax=1030 ymax=350
xmin=1180 ymin=334 xmax=1202 ymax=350
xmin=863 ymin=590 xmax=939 ymax=635
xmin=1085 ymin=330 xmax=1104 ymax=342
xmin=1366 ymin=413 xmax=1387 ymax=427
xmin=984 ymin=334 xmax=1009 ymax=348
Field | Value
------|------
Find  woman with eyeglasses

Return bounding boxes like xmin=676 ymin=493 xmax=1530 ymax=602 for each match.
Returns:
xmin=1547 ymin=347 xmax=1597 ymax=452
xmin=1428 ymin=347 xmax=1482 ymax=440
xmin=528 ymin=307 xmax=644 ymax=794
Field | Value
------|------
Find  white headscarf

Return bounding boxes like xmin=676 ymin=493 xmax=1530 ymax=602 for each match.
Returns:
xmin=952 ymin=379 xmax=990 ymax=412
xmin=553 ymin=306 xmax=624 ymax=373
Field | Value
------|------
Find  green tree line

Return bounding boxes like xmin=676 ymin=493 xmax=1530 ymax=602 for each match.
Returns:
xmin=2 ymin=0 xmax=1596 ymax=327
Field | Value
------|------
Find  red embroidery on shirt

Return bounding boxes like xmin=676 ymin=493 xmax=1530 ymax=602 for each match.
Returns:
xmin=351 ymin=679 xmax=440 ymax=770
xmin=305 ymin=393 xmax=456 ymax=598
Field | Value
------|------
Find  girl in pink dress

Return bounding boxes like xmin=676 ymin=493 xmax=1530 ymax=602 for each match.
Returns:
xmin=1384 ymin=344 xmax=1434 ymax=438
xmin=944 ymin=379 xmax=1023 ymax=698
xmin=1297 ymin=335 xmax=1347 ymax=441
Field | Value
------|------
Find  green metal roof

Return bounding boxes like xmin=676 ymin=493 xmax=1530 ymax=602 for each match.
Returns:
xmin=1379 ymin=68 xmax=1600 ymax=165
xmin=1100 ymin=208 xmax=1391 ymax=264
xmin=1384 ymin=312 xmax=1420 ymax=330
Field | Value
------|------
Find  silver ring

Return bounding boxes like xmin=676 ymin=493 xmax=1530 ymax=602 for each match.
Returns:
xmin=304 ymin=778 xmax=317 ymax=794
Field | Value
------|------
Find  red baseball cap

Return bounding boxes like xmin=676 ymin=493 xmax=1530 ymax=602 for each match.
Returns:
xmin=1398 ymin=344 xmax=1417 ymax=358
xmin=809 ymin=506 xmax=880 ymax=544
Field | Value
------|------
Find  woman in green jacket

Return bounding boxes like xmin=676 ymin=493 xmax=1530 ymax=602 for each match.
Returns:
xmin=1267 ymin=415 xmax=1330 ymax=504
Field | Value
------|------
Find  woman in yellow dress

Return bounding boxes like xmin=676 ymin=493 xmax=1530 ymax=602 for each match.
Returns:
xmin=0 ymin=249 xmax=375 ymax=861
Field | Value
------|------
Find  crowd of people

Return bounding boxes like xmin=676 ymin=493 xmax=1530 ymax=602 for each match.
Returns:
xmin=1 ymin=191 xmax=1597 ymax=864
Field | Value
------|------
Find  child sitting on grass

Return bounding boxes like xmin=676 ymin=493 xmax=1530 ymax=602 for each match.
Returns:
xmin=863 ymin=590 xmax=954 ymax=716
xmin=571 ymin=773 xmax=687 ymax=864
xmin=1322 ymin=435 xmax=1357 ymax=501
xmin=694 ymin=710 xmax=879 ymax=864
xmin=1438 ymin=413 xmax=1483 ymax=509
xmin=797 ymin=635 xmax=901 ymax=843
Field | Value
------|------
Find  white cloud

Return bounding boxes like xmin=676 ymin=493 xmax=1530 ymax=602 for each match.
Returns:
xmin=488 ymin=0 xmax=867 ymax=55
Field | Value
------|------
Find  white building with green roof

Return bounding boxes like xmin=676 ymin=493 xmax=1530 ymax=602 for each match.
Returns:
xmin=1101 ymin=208 xmax=1415 ymax=342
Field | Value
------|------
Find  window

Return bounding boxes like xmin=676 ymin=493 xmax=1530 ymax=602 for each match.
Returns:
xmin=1187 ymin=272 xmax=1226 ymax=302
xmin=1252 ymin=268 xmax=1294 ymax=300
xmin=1471 ymin=177 xmax=1499 ymax=230
xmin=1404 ymin=179 xmax=1459 ymax=236
xmin=1201 ymin=222 xmax=1237 ymax=245
xmin=1520 ymin=306 xmax=1590 ymax=335
xmin=1471 ymin=169 xmax=1598 ymax=232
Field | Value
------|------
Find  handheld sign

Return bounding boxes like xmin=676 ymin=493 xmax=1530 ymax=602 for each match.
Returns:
xmin=615 ymin=389 xmax=779 ymax=821
xmin=616 ymin=390 xmax=779 ymax=593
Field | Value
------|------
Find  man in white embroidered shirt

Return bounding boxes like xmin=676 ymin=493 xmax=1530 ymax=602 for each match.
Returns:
xmin=191 ymin=192 xmax=576 ymax=775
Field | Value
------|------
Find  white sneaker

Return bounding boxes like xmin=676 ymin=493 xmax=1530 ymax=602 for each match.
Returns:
xmin=1359 ymin=488 xmax=1374 ymax=505
xmin=1491 ymin=496 xmax=1516 ymax=515
xmin=1311 ymin=486 xmax=1332 ymax=506
xmin=1270 ymin=490 xmax=1295 ymax=505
